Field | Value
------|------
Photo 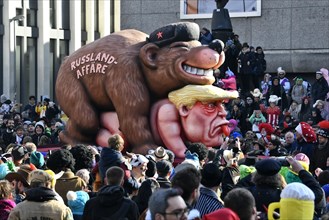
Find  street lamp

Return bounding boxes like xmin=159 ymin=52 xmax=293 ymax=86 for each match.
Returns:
xmin=9 ymin=15 xmax=24 ymax=103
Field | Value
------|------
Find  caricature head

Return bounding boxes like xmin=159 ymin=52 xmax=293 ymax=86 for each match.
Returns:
xmin=169 ymin=85 xmax=238 ymax=147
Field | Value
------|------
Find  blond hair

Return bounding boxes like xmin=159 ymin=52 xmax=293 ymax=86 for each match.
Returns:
xmin=108 ymin=134 xmax=124 ymax=151
xmin=168 ymin=85 xmax=239 ymax=109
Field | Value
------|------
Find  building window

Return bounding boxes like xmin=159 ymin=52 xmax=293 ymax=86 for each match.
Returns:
xmin=81 ymin=0 xmax=86 ymax=31
xmin=27 ymin=9 xmax=37 ymax=27
xmin=61 ymin=0 xmax=70 ymax=30
xmin=110 ymin=0 xmax=114 ymax=33
xmin=16 ymin=36 xmax=23 ymax=103
xmin=49 ymin=39 xmax=56 ymax=99
xmin=16 ymin=8 xmax=24 ymax=26
xmin=94 ymin=0 xmax=99 ymax=32
xmin=180 ymin=0 xmax=261 ymax=19
xmin=59 ymin=40 xmax=69 ymax=63
xmin=0 ymin=0 xmax=3 ymax=24
xmin=22 ymin=37 xmax=37 ymax=104
xmin=50 ymin=0 xmax=56 ymax=28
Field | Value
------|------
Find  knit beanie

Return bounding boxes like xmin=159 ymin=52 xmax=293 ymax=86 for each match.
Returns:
xmin=0 ymin=163 xmax=9 ymax=180
xmin=281 ymin=182 xmax=314 ymax=200
xmin=239 ymin=164 xmax=256 ymax=179
xmin=67 ymin=190 xmax=90 ymax=215
xmin=30 ymin=151 xmax=45 ymax=169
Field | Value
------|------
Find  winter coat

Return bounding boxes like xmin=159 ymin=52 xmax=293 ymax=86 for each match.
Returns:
xmin=82 ymin=185 xmax=139 ymax=220
xmin=249 ymin=184 xmax=281 ymax=213
xmin=252 ymin=52 xmax=266 ymax=76
xmin=310 ymin=141 xmax=329 ymax=173
xmin=222 ymin=76 xmax=237 ymax=90
xmin=98 ymin=148 xmax=125 ymax=181
xmin=0 ymin=199 xmax=16 ymax=220
xmin=238 ymin=51 xmax=254 ymax=75
xmin=55 ymin=170 xmax=87 ymax=205
xmin=291 ymin=84 xmax=307 ymax=104
xmin=8 ymin=187 xmax=73 ymax=220
xmin=312 ymin=77 xmax=329 ymax=102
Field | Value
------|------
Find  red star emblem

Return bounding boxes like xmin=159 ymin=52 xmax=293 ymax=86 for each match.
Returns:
xmin=157 ymin=31 xmax=163 ymax=39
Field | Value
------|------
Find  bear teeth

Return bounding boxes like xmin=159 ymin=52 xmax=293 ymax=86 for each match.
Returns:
xmin=183 ymin=64 xmax=212 ymax=76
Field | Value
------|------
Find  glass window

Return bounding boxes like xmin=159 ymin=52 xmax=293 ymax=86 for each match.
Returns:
xmin=110 ymin=0 xmax=114 ymax=33
xmin=16 ymin=36 xmax=23 ymax=103
xmin=0 ymin=0 xmax=3 ymax=24
xmin=22 ymin=38 xmax=37 ymax=105
xmin=180 ymin=0 xmax=262 ymax=19
xmin=29 ymin=0 xmax=37 ymax=9
xmin=49 ymin=39 xmax=56 ymax=99
xmin=50 ymin=0 xmax=56 ymax=28
xmin=81 ymin=0 xmax=86 ymax=31
xmin=61 ymin=0 xmax=70 ymax=30
xmin=27 ymin=9 xmax=37 ymax=27
xmin=16 ymin=9 xmax=24 ymax=26
xmin=94 ymin=0 xmax=99 ymax=32
xmin=59 ymin=40 xmax=69 ymax=63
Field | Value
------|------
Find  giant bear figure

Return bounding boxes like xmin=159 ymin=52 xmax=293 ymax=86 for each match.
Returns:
xmin=56 ymin=22 xmax=225 ymax=154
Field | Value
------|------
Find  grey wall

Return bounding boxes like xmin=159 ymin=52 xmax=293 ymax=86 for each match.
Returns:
xmin=121 ymin=0 xmax=329 ymax=73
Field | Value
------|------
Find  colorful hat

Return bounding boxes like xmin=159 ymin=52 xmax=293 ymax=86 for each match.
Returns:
xmin=317 ymin=128 xmax=329 ymax=138
xmin=67 ymin=190 xmax=90 ymax=215
xmin=203 ymin=208 xmax=240 ymax=220
xmin=295 ymin=122 xmax=317 ymax=143
xmin=0 ymin=163 xmax=9 ymax=180
xmin=258 ymin=123 xmax=275 ymax=135
xmin=239 ymin=164 xmax=256 ymax=179
xmin=130 ymin=154 xmax=149 ymax=167
xmin=30 ymin=151 xmax=45 ymax=169
xmin=318 ymin=120 xmax=329 ymax=130
xmin=293 ymin=153 xmax=310 ymax=165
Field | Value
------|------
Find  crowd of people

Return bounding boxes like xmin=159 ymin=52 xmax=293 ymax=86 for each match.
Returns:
xmin=0 ymin=34 xmax=328 ymax=219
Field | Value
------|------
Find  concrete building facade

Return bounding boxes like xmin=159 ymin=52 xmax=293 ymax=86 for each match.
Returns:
xmin=0 ymin=0 xmax=120 ymax=104
xmin=121 ymin=0 xmax=329 ymax=74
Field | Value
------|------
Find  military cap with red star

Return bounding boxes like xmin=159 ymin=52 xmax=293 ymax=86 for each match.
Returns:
xmin=147 ymin=22 xmax=200 ymax=47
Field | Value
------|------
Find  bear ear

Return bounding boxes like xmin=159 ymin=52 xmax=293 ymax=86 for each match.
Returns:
xmin=140 ymin=43 xmax=160 ymax=69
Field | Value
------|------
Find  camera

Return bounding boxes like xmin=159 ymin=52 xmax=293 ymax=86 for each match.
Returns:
xmin=275 ymin=157 xmax=290 ymax=167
